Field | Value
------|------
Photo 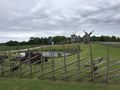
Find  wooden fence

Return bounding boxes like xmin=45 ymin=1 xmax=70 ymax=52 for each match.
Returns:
xmin=0 ymin=43 xmax=120 ymax=84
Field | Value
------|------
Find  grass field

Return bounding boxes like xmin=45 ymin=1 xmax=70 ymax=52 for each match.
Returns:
xmin=0 ymin=78 xmax=120 ymax=90
xmin=0 ymin=45 xmax=40 ymax=52
xmin=1 ymin=43 xmax=120 ymax=78
xmin=0 ymin=43 xmax=120 ymax=90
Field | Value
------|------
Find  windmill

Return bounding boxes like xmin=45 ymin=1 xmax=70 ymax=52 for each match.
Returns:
xmin=83 ymin=30 xmax=94 ymax=44
xmin=71 ymin=31 xmax=81 ymax=43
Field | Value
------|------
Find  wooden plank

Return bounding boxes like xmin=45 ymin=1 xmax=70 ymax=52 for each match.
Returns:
xmin=89 ymin=61 xmax=106 ymax=74
xmin=110 ymin=61 xmax=120 ymax=67
xmin=81 ymin=61 xmax=105 ymax=76
xmin=17 ymin=46 xmax=23 ymax=78
xmin=110 ymin=73 xmax=120 ymax=80
xmin=17 ymin=51 xmax=22 ymax=78
xmin=51 ymin=72 xmax=64 ymax=78
xmin=42 ymin=66 xmax=51 ymax=70
xmin=64 ymin=72 xmax=79 ymax=79
xmin=40 ymin=46 xmax=44 ymax=80
xmin=106 ymin=46 xmax=110 ymax=83
xmin=95 ymin=66 xmax=106 ymax=73
xmin=38 ymin=58 xmax=86 ymax=78
xmin=89 ymin=43 xmax=95 ymax=81
xmin=9 ymin=50 xmax=12 ymax=77
xmin=28 ymin=46 xmax=32 ymax=78
xmin=0 ymin=48 xmax=4 ymax=77
xmin=67 ymin=59 xmax=84 ymax=67
xmin=95 ymin=61 xmax=106 ymax=67
xmin=22 ymin=55 xmax=39 ymax=64
xmin=94 ymin=73 xmax=106 ymax=79
xmin=110 ymin=68 xmax=120 ymax=74
xmin=77 ymin=44 xmax=81 ymax=81
xmin=81 ymin=66 xmax=91 ymax=72
xmin=54 ymin=68 xmax=76 ymax=78
xmin=39 ymin=63 xmax=76 ymax=77
xmin=82 ymin=57 xmax=104 ymax=68
xmin=31 ymin=59 xmax=41 ymax=65
xmin=19 ymin=61 xmax=23 ymax=78
xmin=24 ymin=69 xmax=41 ymax=77
xmin=22 ymin=58 xmax=85 ymax=76
xmin=63 ymin=45 xmax=67 ymax=81
xmin=1 ymin=57 xmax=4 ymax=77
xmin=39 ymin=70 xmax=52 ymax=77
xmin=51 ymin=51 xmax=55 ymax=80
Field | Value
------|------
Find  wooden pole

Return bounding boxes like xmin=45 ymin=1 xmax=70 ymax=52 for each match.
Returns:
xmin=28 ymin=46 xmax=32 ymax=78
xmin=63 ymin=45 xmax=67 ymax=81
xmin=1 ymin=48 xmax=4 ymax=77
xmin=1 ymin=56 xmax=4 ymax=77
xmin=17 ymin=45 xmax=23 ymax=78
xmin=106 ymin=45 xmax=110 ymax=83
xmin=17 ymin=44 xmax=23 ymax=78
xmin=51 ymin=51 xmax=55 ymax=80
xmin=89 ymin=43 xmax=95 ymax=81
xmin=40 ymin=46 xmax=44 ymax=80
xmin=77 ymin=44 xmax=81 ymax=81
xmin=9 ymin=50 xmax=12 ymax=77
xmin=19 ymin=59 xmax=23 ymax=78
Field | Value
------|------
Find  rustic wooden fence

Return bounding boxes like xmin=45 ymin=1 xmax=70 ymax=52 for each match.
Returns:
xmin=0 ymin=43 xmax=120 ymax=84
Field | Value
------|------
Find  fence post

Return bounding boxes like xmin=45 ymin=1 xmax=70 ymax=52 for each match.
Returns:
xmin=63 ymin=45 xmax=67 ymax=81
xmin=17 ymin=46 xmax=23 ymax=78
xmin=77 ymin=44 xmax=81 ymax=81
xmin=106 ymin=45 xmax=110 ymax=83
xmin=19 ymin=59 xmax=23 ymax=78
xmin=1 ymin=55 xmax=4 ymax=77
xmin=1 ymin=49 xmax=4 ymax=77
xmin=89 ymin=43 xmax=95 ymax=81
xmin=51 ymin=50 xmax=55 ymax=80
xmin=19 ymin=51 xmax=23 ymax=78
xmin=28 ymin=46 xmax=32 ymax=78
xmin=9 ymin=50 xmax=12 ymax=77
xmin=40 ymin=46 xmax=44 ymax=80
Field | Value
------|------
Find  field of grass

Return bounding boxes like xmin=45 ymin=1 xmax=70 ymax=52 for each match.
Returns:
xmin=0 ymin=43 xmax=120 ymax=89
xmin=0 ymin=45 xmax=40 ymax=52
xmin=32 ymin=43 xmax=120 ymax=59
xmin=0 ymin=78 xmax=120 ymax=90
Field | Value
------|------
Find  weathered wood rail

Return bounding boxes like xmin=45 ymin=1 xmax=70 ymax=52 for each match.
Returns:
xmin=0 ymin=44 xmax=120 ymax=84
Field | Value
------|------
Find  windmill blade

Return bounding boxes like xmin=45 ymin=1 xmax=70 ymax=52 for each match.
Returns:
xmin=91 ymin=30 xmax=94 ymax=33
xmin=83 ymin=30 xmax=86 ymax=33
xmin=71 ymin=32 xmax=73 ymax=35
xmin=89 ymin=30 xmax=94 ymax=35
xmin=74 ymin=31 xmax=77 ymax=35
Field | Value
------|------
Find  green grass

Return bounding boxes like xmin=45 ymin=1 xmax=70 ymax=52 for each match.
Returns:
xmin=0 ymin=78 xmax=120 ymax=90
xmin=0 ymin=45 xmax=39 ymax=52
xmin=0 ymin=43 xmax=120 ymax=88
xmin=1 ymin=44 xmax=120 ymax=77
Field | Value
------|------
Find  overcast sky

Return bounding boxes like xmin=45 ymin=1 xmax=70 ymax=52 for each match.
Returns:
xmin=0 ymin=0 xmax=120 ymax=42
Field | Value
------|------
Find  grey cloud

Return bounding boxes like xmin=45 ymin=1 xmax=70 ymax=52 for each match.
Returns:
xmin=0 ymin=0 xmax=120 ymax=42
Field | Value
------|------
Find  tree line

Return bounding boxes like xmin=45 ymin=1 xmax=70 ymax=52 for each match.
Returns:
xmin=5 ymin=35 xmax=120 ymax=46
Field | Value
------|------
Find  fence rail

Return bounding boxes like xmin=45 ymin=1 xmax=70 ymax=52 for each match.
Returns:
xmin=0 ymin=44 xmax=120 ymax=84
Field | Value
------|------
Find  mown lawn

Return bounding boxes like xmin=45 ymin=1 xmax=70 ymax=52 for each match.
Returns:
xmin=0 ymin=78 xmax=120 ymax=90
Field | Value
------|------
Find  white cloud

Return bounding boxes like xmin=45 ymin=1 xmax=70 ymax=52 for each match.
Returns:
xmin=0 ymin=0 xmax=120 ymax=42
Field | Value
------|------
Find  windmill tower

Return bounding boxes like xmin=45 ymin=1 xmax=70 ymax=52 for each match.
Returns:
xmin=83 ymin=30 xmax=94 ymax=44
xmin=71 ymin=32 xmax=81 ymax=43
